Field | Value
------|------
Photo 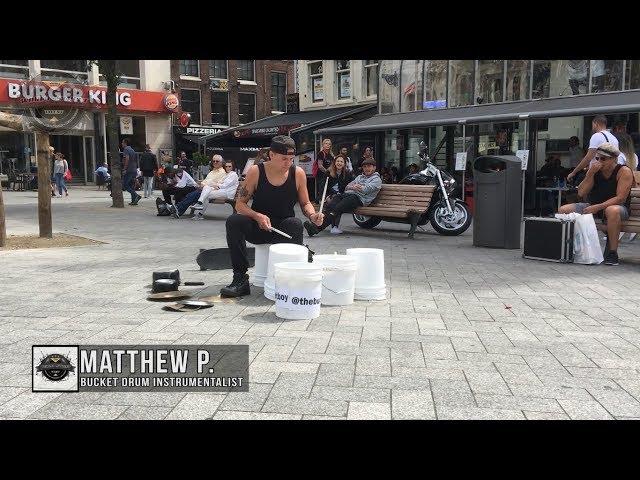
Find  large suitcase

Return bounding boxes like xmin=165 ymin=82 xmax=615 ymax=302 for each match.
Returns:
xmin=523 ymin=217 xmax=574 ymax=263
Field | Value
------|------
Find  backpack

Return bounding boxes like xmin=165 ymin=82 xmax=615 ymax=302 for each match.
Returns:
xmin=156 ymin=197 xmax=171 ymax=216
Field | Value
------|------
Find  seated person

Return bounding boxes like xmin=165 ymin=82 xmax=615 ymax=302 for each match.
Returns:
xmin=558 ymin=142 xmax=633 ymax=266
xmin=170 ymin=160 xmax=239 ymax=219
xmin=95 ymin=162 xmax=111 ymax=188
xmin=325 ymin=155 xmax=353 ymax=233
xmin=408 ymin=163 xmax=420 ymax=175
xmin=161 ymin=165 xmax=198 ymax=204
xmin=304 ymin=157 xmax=382 ymax=236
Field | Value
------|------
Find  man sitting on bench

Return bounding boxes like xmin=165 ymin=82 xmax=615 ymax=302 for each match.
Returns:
xmin=304 ymin=157 xmax=382 ymax=236
xmin=161 ymin=165 xmax=198 ymax=204
xmin=558 ymin=142 xmax=633 ymax=266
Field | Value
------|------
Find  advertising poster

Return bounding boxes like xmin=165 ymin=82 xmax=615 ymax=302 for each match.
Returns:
xmin=312 ymin=77 xmax=324 ymax=102
xmin=119 ymin=116 xmax=133 ymax=135
xmin=339 ymin=74 xmax=351 ymax=98
xmin=295 ymin=150 xmax=315 ymax=176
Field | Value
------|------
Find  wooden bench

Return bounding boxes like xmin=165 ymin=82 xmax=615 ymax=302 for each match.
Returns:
xmin=191 ymin=180 xmax=244 ymax=215
xmin=353 ymin=184 xmax=436 ymax=238
xmin=595 ymin=186 xmax=640 ymax=234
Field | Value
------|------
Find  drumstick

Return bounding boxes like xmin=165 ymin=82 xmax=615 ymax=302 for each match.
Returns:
xmin=270 ymin=226 xmax=292 ymax=239
xmin=319 ymin=177 xmax=329 ymax=213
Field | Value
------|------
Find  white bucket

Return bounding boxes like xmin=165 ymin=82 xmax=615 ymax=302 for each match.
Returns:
xmin=264 ymin=243 xmax=308 ymax=300
xmin=313 ymin=254 xmax=357 ymax=306
xmin=346 ymin=248 xmax=387 ymax=300
xmin=251 ymin=244 xmax=270 ymax=288
xmin=274 ymin=262 xmax=323 ymax=320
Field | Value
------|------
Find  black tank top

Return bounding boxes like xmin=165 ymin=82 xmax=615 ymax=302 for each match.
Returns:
xmin=589 ymin=164 xmax=631 ymax=208
xmin=251 ymin=163 xmax=298 ymax=221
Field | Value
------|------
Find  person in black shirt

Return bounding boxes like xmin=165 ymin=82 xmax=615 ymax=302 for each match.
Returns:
xmin=315 ymin=138 xmax=334 ymax=199
xmin=221 ymin=136 xmax=324 ymax=297
xmin=177 ymin=151 xmax=193 ymax=177
xmin=139 ymin=144 xmax=158 ymax=198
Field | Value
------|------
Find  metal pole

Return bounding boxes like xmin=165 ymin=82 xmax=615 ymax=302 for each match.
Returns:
xmin=461 ymin=123 xmax=466 ymax=203
xmin=520 ymin=118 xmax=528 ymax=222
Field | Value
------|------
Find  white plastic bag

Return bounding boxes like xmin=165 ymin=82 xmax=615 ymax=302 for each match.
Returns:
xmin=572 ymin=213 xmax=603 ymax=265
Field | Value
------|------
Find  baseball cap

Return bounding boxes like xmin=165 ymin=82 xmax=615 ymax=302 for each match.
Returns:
xmin=361 ymin=158 xmax=376 ymax=167
xmin=596 ymin=142 xmax=620 ymax=158
xmin=270 ymin=135 xmax=296 ymax=155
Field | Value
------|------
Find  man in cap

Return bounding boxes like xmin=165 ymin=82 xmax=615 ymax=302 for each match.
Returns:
xmin=220 ymin=135 xmax=324 ymax=297
xmin=559 ymin=142 xmax=633 ymax=266
xmin=304 ymin=157 xmax=382 ymax=236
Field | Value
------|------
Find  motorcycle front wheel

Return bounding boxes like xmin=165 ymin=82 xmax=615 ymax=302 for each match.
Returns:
xmin=429 ymin=200 xmax=472 ymax=236
xmin=352 ymin=214 xmax=382 ymax=229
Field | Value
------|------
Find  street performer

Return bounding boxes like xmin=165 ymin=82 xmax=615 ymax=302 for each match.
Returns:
xmin=220 ymin=135 xmax=324 ymax=297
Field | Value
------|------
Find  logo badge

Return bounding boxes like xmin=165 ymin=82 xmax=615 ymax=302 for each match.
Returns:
xmin=33 ymin=346 xmax=79 ymax=392
xmin=164 ymin=93 xmax=179 ymax=111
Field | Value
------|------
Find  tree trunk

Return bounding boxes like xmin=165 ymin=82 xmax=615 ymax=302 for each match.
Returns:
xmin=101 ymin=60 xmax=124 ymax=208
xmin=0 ymin=185 xmax=5 ymax=247
xmin=36 ymin=132 xmax=52 ymax=238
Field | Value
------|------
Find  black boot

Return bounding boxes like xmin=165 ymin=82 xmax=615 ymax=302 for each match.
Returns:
xmin=220 ymin=273 xmax=250 ymax=297
xmin=304 ymin=220 xmax=320 ymax=237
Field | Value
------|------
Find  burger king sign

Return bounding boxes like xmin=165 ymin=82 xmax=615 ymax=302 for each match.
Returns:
xmin=164 ymin=93 xmax=179 ymax=111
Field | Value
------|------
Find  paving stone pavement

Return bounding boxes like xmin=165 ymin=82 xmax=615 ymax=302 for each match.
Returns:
xmin=1 ymin=187 xmax=640 ymax=420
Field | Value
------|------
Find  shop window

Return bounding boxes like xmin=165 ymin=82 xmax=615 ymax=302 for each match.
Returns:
xmin=181 ymin=88 xmax=201 ymax=125
xmin=533 ymin=60 xmax=600 ymax=98
xmin=625 ymin=60 xmax=640 ymax=90
xmin=211 ymin=91 xmax=229 ymax=126
xmin=271 ymin=72 xmax=286 ymax=112
xmin=448 ymin=60 xmax=474 ymax=108
xmin=506 ymin=60 xmax=530 ymax=101
xmin=379 ymin=60 xmax=401 ymax=114
xmin=180 ymin=60 xmax=199 ymax=78
xmin=237 ymin=60 xmax=255 ymax=82
xmin=336 ymin=60 xmax=351 ymax=100
xmin=238 ymin=93 xmax=256 ymax=124
xmin=364 ymin=60 xmax=378 ymax=98
xmin=0 ymin=60 xmax=28 ymax=79
xmin=98 ymin=60 xmax=141 ymax=89
xmin=476 ymin=60 xmax=504 ymax=104
xmin=209 ymin=60 xmax=227 ymax=79
xmin=40 ymin=60 xmax=88 ymax=82
xmin=590 ymin=60 xmax=623 ymax=93
xmin=400 ymin=60 xmax=418 ymax=112
xmin=309 ymin=61 xmax=323 ymax=103
xmin=423 ymin=60 xmax=448 ymax=109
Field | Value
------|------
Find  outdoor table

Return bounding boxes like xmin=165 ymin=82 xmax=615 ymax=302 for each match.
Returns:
xmin=535 ymin=186 xmax=576 ymax=214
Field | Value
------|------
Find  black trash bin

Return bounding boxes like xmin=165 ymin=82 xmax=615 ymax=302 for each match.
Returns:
xmin=473 ymin=155 xmax=522 ymax=249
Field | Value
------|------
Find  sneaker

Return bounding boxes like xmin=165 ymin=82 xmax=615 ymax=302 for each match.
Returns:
xmin=169 ymin=204 xmax=180 ymax=219
xmin=65 ymin=192 xmax=69 ymax=197
xmin=330 ymin=226 xmax=343 ymax=234
xmin=132 ymin=194 xmax=142 ymax=205
xmin=604 ymin=251 xmax=619 ymax=266
xmin=192 ymin=201 xmax=204 ymax=210
xmin=220 ymin=273 xmax=250 ymax=297
xmin=304 ymin=220 xmax=319 ymax=237
xmin=192 ymin=213 xmax=204 ymax=220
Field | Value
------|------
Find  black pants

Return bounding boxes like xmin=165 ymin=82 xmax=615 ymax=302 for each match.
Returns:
xmin=226 ymin=214 xmax=303 ymax=275
xmin=163 ymin=186 xmax=197 ymax=204
xmin=317 ymin=193 xmax=363 ymax=232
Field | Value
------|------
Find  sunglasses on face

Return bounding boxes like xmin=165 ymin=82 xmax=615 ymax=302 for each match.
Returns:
xmin=595 ymin=155 xmax=612 ymax=161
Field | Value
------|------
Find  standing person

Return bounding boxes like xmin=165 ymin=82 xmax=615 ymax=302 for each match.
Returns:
xmin=568 ymin=136 xmax=584 ymax=170
xmin=304 ymin=157 xmax=382 ymax=237
xmin=359 ymin=146 xmax=375 ymax=173
xmin=338 ymin=146 xmax=354 ymax=173
xmin=567 ymin=115 xmax=619 ymax=181
xmin=615 ymin=132 xmax=638 ymax=171
xmin=613 ymin=121 xmax=627 ymax=135
xmin=139 ymin=144 xmax=158 ymax=198
xmin=315 ymin=138 xmax=334 ymax=199
xmin=121 ymin=139 xmax=141 ymax=205
xmin=52 ymin=152 xmax=68 ymax=197
xmin=325 ymin=155 xmax=353 ymax=234
xmin=177 ymin=151 xmax=194 ymax=177
xmin=558 ymin=143 xmax=633 ymax=265
xmin=220 ymin=136 xmax=324 ymax=297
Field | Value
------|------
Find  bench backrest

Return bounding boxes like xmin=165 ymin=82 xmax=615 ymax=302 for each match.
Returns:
xmin=367 ymin=184 xmax=436 ymax=212
xmin=631 ymin=187 xmax=639 ymax=218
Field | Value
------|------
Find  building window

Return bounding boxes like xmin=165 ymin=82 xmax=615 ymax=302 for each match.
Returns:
xmin=237 ymin=60 xmax=255 ymax=81
xmin=180 ymin=60 xmax=199 ymax=77
xmin=0 ymin=60 xmax=28 ymax=79
xmin=336 ymin=60 xmax=351 ymax=99
xmin=209 ymin=60 xmax=227 ymax=79
xmin=40 ymin=60 xmax=88 ymax=82
xmin=423 ymin=60 xmax=448 ymax=109
xmin=181 ymin=88 xmax=201 ymax=125
xmin=211 ymin=91 xmax=229 ymax=126
xmin=476 ymin=60 xmax=504 ymax=104
xmin=379 ymin=60 xmax=401 ymax=113
xmin=590 ymin=60 xmax=623 ymax=93
xmin=98 ymin=60 xmax=141 ymax=89
xmin=364 ymin=60 xmax=379 ymax=97
xmin=448 ymin=60 xmax=474 ymax=108
xmin=625 ymin=60 xmax=640 ymax=90
xmin=400 ymin=60 xmax=418 ymax=112
xmin=238 ymin=93 xmax=256 ymax=124
xmin=271 ymin=72 xmax=286 ymax=112
xmin=309 ymin=61 xmax=323 ymax=102
xmin=506 ymin=60 xmax=530 ymax=102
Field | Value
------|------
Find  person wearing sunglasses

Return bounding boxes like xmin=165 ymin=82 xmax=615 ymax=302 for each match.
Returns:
xmin=558 ymin=142 xmax=633 ymax=265
xmin=190 ymin=160 xmax=239 ymax=220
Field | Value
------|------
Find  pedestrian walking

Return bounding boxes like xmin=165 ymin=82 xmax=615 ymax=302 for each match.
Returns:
xmin=139 ymin=144 xmax=158 ymax=198
xmin=121 ymin=138 xmax=141 ymax=205
xmin=52 ymin=152 xmax=69 ymax=197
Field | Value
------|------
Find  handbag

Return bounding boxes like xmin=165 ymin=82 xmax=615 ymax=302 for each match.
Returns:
xmin=63 ymin=168 xmax=72 ymax=181
xmin=557 ymin=212 xmax=603 ymax=265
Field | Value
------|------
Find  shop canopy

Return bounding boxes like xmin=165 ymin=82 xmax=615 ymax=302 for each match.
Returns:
xmin=315 ymin=90 xmax=640 ymax=135
xmin=197 ymin=104 xmax=376 ymax=146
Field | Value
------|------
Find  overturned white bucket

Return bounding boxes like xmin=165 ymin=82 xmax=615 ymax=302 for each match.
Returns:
xmin=313 ymin=254 xmax=357 ymax=306
xmin=346 ymin=248 xmax=387 ymax=300
xmin=264 ymin=243 xmax=308 ymax=300
xmin=274 ymin=262 xmax=323 ymax=320
xmin=251 ymin=244 xmax=270 ymax=288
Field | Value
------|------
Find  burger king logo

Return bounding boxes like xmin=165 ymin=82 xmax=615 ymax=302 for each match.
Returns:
xmin=164 ymin=94 xmax=179 ymax=111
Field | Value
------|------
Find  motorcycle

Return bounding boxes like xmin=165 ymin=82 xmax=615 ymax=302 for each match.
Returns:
xmin=353 ymin=141 xmax=472 ymax=236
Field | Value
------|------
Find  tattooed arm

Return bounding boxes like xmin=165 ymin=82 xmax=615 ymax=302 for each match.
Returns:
xmin=235 ymin=165 xmax=272 ymax=230
xmin=296 ymin=167 xmax=324 ymax=226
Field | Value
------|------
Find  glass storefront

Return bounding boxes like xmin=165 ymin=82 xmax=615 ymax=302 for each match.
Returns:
xmin=423 ymin=60 xmax=447 ymax=109
xmin=448 ymin=60 xmax=474 ymax=108
xmin=476 ymin=60 xmax=504 ymax=104
xmin=506 ymin=60 xmax=530 ymax=102
xmin=400 ymin=60 xmax=419 ymax=112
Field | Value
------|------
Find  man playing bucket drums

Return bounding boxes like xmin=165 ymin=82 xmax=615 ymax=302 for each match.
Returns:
xmin=220 ymin=135 xmax=324 ymax=297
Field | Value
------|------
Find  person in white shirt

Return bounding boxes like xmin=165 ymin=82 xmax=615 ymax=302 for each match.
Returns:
xmin=615 ymin=131 xmax=639 ymax=172
xmin=191 ymin=160 xmax=239 ymax=220
xmin=200 ymin=154 xmax=227 ymax=188
xmin=567 ymin=115 xmax=619 ymax=181
xmin=161 ymin=165 xmax=198 ymax=204
xmin=568 ymin=136 xmax=584 ymax=169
